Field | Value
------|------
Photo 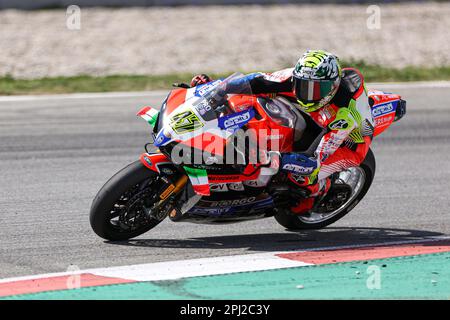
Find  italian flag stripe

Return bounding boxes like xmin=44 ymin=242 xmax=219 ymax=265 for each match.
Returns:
xmin=313 ymin=81 xmax=321 ymax=101
xmin=137 ymin=106 xmax=159 ymax=127
xmin=183 ymin=166 xmax=210 ymax=196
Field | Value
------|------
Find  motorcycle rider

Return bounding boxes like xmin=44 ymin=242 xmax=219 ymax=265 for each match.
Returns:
xmin=190 ymin=50 xmax=374 ymax=215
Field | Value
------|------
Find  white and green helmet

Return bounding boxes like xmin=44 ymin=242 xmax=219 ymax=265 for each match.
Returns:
xmin=292 ymin=50 xmax=342 ymax=112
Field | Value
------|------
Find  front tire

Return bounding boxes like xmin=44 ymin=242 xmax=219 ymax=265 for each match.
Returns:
xmin=274 ymin=148 xmax=376 ymax=230
xmin=90 ymin=160 xmax=165 ymax=241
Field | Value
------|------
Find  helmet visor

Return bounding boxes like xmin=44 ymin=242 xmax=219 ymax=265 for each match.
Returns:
xmin=294 ymin=78 xmax=336 ymax=104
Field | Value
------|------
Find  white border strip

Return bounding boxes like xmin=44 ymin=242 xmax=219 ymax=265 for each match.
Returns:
xmin=89 ymin=252 xmax=312 ymax=282
xmin=1 ymin=236 xmax=449 ymax=284
xmin=0 ymin=252 xmax=310 ymax=284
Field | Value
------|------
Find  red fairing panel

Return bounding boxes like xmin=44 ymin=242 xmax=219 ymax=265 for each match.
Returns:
xmin=165 ymin=88 xmax=187 ymax=116
xmin=369 ymin=91 xmax=402 ymax=137
xmin=140 ymin=153 xmax=171 ymax=173
xmin=227 ymin=94 xmax=296 ymax=153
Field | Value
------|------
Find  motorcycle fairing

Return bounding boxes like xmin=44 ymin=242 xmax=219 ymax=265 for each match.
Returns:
xmin=168 ymin=102 xmax=254 ymax=195
xmin=172 ymin=108 xmax=255 ymax=159
xmin=185 ymin=194 xmax=275 ymax=220
xmin=139 ymin=153 xmax=175 ymax=175
xmin=148 ymin=75 xmax=258 ymax=195
xmin=368 ymin=90 xmax=406 ymax=137
xmin=245 ymin=97 xmax=298 ymax=153
xmin=145 ymin=98 xmax=254 ymax=153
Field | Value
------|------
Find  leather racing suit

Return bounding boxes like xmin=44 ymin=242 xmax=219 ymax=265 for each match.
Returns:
xmin=192 ymin=67 xmax=375 ymax=214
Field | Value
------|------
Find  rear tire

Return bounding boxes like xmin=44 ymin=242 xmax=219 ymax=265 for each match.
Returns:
xmin=274 ymin=148 xmax=376 ymax=230
xmin=90 ymin=160 xmax=163 ymax=241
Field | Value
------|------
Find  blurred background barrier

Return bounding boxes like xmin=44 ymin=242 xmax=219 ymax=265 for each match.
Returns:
xmin=1 ymin=1 xmax=449 ymax=85
xmin=0 ymin=0 xmax=446 ymax=10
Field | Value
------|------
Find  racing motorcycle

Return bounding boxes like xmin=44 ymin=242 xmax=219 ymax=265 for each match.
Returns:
xmin=90 ymin=73 xmax=406 ymax=241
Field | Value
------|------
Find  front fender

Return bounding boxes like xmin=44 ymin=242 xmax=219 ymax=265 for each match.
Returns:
xmin=140 ymin=153 xmax=176 ymax=175
xmin=140 ymin=153 xmax=210 ymax=196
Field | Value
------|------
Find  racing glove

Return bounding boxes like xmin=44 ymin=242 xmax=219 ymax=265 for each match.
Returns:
xmin=190 ymin=74 xmax=213 ymax=87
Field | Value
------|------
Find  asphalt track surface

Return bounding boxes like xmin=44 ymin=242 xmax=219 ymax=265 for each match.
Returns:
xmin=1 ymin=84 xmax=449 ymax=279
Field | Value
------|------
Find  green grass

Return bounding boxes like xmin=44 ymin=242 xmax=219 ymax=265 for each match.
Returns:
xmin=343 ymin=60 xmax=450 ymax=82
xmin=0 ymin=73 xmax=217 ymax=95
xmin=1 ymin=62 xmax=450 ymax=95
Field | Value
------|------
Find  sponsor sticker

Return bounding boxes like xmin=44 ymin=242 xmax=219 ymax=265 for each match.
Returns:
xmin=375 ymin=115 xmax=394 ymax=126
xmin=319 ymin=105 xmax=336 ymax=121
xmin=195 ymin=100 xmax=212 ymax=116
xmin=262 ymin=68 xmax=293 ymax=82
xmin=143 ymin=155 xmax=152 ymax=166
xmin=210 ymin=183 xmax=228 ymax=192
xmin=218 ymin=109 xmax=255 ymax=131
xmin=194 ymin=80 xmax=221 ymax=97
xmin=209 ymin=175 xmax=241 ymax=182
xmin=154 ymin=130 xmax=171 ymax=147
xmin=160 ymin=167 xmax=175 ymax=175
xmin=208 ymin=197 xmax=257 ymax=207
xmin=372 ymin=102 xmax=396 ymax=117
xmin=329 ymin=119 xmax=349 ymax=130
xmin=204 ymin=156 xmax=219 ymax=165
xmin=159 ymin=184 xmax=175 ymax=200
xmin=189 ymin=207 xmax=231 ymax=216
xmin=227 ymin=182 xmax=245 ymax=191
xmin=282 ymin=163 xmax=315 ymax=175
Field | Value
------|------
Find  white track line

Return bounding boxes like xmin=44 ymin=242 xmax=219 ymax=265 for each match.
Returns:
xmin=88 ymin=252 xmax=312 ymax=282
xmin=0 ymin=81 xmax=449 ymax=102
xmin=1 ymin=236 xmax=449 ymax=284
xmin=0 ymin=252 xmax=310 ymax=284
xmin=368 ymin=81 xmax=450 ymax=89
xmin=90 ymin=236 xmax=450 ymax=282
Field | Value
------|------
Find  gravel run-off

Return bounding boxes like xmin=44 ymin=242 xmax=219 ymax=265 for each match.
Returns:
xmin=0 ymin=3 xmax=449 ymax=79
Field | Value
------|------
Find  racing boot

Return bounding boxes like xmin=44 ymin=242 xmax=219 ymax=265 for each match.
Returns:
xmin=289 ymin=176 xmax=332 ymax=215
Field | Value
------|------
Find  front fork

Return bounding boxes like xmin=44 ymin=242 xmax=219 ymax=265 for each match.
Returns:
xmin=140 ymin=152 xmax=189 ymax=217
xmin=157 ymin=175 xmax=188 ymax=204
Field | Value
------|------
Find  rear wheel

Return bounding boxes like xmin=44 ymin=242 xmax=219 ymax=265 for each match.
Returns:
xmin=274 ymin=148 xmax=376 ymax=230
xmin=90 ymin=160 xmax=170 ymax=241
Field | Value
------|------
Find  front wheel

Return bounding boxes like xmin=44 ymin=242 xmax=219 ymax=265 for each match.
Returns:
xmin=90 ymin=160 xmax=170 ymax=241
xmin=274 ymin=148 xmax=376 ymax=230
